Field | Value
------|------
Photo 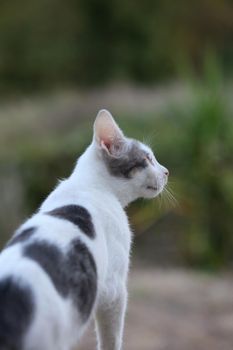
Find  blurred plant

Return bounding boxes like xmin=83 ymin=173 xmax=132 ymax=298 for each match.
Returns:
xmin=0 ymin=57 xmax=232 ymax=269
xmin=180 ymin=65 xmax=233 ymax=268
xmin=0 ymin=0 xmax=232 ymax=91
xmin=126 ymin=55 xmax=233 ymax=269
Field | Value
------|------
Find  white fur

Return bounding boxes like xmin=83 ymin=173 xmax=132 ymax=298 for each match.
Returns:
xmin=0 ymin=110 xmax=168 ymax=350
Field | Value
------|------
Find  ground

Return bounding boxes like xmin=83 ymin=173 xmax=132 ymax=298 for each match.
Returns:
xmin=78 ymin=269 xmax=233 ymax=350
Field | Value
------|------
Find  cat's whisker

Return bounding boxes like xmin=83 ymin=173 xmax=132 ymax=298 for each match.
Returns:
xmin=157 ymin=193 xmax=163 ymax=210
xmin=166 ymin=185 xmax=177 ymax=200
xmin=163 ymin=186 xmax=179 ymax=208
xmin=160 ymin=190 xmax=170 ymax=208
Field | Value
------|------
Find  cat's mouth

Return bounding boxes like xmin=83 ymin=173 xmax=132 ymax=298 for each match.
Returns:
xmin=146 ymin=185 xmax=158 ymax=191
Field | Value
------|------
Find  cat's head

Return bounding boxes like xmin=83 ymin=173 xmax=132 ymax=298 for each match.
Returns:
xmin=93 ymin=109 xmax=169 ymax=204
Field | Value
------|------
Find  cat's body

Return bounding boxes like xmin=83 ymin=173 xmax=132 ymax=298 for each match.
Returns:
xmin=0 ymin=110 xmax=168 ymax=350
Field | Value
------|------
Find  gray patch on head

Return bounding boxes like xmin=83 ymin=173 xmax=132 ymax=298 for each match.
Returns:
xmin=103 ymin=140 xmax=148 ymax=178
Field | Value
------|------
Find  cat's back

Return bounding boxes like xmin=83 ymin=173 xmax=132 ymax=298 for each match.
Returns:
xmin=40 ymin=178 xmax=131 ymax=251
xmin=0 ymin=177 xmax=131 ymax=350
xmin=0 ymin=185 xmax=103 ymax=349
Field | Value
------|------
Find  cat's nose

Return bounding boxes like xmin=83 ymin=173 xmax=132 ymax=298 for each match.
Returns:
xmin=164 ymin=168 xmax=169 ymax=177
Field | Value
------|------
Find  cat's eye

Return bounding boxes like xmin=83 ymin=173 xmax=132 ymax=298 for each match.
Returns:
xmin=146 ymin=154 xmax=154 ymax=165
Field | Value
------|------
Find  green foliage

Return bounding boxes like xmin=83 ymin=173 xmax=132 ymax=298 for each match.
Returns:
xmin=0 ymin=0 xmax=232 ymax=91
xmin=123 ymin=62 xmax=233 ymax=269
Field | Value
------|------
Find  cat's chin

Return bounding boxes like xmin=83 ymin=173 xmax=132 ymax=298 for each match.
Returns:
xmin=143 ymin=185 xmax=164 ymax=199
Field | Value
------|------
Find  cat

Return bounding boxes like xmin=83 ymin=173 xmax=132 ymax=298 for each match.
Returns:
xmin=0 ymin=109 xmax=169 ymax=350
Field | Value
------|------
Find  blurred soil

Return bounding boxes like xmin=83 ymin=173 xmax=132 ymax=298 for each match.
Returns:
xmin=78 ymin=269 xmax=233 ymax=350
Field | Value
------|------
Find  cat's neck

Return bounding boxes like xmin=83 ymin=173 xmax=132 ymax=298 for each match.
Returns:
xmin=69 ymin=144 xmax=137 ymax=208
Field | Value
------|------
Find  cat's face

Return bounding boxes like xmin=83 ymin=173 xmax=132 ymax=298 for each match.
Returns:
xmin=93 ymin=110 xmax=168 ymax=202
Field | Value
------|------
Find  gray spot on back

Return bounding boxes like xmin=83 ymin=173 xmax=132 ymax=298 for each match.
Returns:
xmin=23 ymin=239 xmax=97 ymax=321
xmin=24 ymin=241 xmax=67 ymax=296
xmin=103 ymin=140 xmax=148 ymax=178
xmin=66 ymin=238 xmax=97 ymax=320
xmin=6 ymin=227 xmax=37 ymax=248
xmin=46 ymin=205 xmax=95 ymax=239
xmin=0 ymin=277 xmax=34 ymax=350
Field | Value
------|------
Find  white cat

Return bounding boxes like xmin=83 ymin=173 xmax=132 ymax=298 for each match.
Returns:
xmin=0 ymin=110 xmax=168 ymax=350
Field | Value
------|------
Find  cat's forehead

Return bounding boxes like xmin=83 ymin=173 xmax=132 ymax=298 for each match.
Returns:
xmin=123 ymin=139 xmax=153 ymax=162
xmin=139 ymin=142 xmax=153 ymax=155
xmin=136 ymin=141 xmax=155 ymax=160
xmin=128 ymin=139 xmax=147 ymax=155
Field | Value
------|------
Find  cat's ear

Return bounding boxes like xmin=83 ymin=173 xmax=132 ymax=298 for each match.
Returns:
xmin=93 ymin=109 xmax=126 ymax=156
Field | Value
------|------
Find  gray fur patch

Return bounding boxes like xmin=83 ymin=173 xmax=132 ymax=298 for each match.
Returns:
xmin=23 ymin=239 xmax=97 ymax=321
xmin=103 ymin=140 xmax=148 ymax=178
xmin=46 ymin=205 xmax=95 ymax=239
xmin=7 ymin=227 xmax=36 ymax=248
xmin=66 ymin=238 xmax=97 ymax=320
xmin=0 ymin=277 xmax=34 ymax=350
xmin=24 ymin=241 xmax=67 ymax=297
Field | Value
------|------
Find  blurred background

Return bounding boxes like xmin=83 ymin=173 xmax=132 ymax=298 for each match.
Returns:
xmin=0 ymin=0 xmax=233 ymax=349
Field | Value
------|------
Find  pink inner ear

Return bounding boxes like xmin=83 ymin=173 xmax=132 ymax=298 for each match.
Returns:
xmin=100 ymin=140 xmax=111 ymax=152
xmin=105 ymin=142 xmax=111 ymax=150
